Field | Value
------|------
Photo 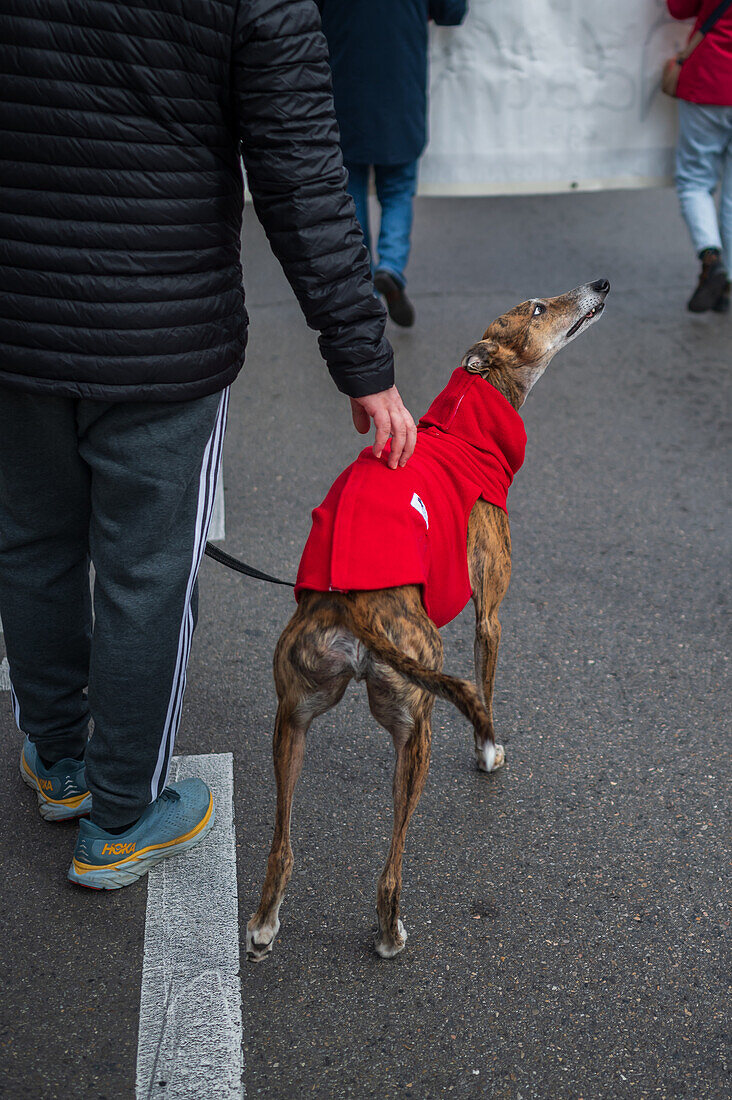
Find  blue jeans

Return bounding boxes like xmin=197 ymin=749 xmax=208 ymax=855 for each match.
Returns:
xmin=345 ymin=161 xmax=419 ymax=287
xmin=675 ymin=100 xmax=732 ymax=266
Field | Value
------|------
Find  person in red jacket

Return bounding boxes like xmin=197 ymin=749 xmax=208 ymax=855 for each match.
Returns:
xmin=668 ymin=0 xmax=732 ymax=311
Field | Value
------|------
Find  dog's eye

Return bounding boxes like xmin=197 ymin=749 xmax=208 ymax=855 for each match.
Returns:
xmin=533 ymin=303 xmax=546 ymax=317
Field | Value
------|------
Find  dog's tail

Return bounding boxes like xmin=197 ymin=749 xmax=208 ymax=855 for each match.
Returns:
xmin=336 ymin=604 xmax=493 ymax=743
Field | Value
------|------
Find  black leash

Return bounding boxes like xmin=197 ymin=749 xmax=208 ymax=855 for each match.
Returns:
xmin=702 ymin=0 xmax=732 ymax=34
xmin=204 ymin=541 xmax=295 ymax=588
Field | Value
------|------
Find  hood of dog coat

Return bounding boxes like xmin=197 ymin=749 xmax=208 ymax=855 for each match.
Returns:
xmin=417 ymin=368 xmax=526 ymax=482
xmin=295 ymin=369 xmax=527 ymax=627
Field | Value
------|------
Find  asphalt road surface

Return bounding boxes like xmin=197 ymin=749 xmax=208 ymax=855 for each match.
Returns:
xmin=1 ymin=188 xmax=729 ymax=1100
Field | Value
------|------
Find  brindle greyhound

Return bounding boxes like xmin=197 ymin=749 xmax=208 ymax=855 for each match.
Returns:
xmin=247 ymin=279 xmax=610 ymax=961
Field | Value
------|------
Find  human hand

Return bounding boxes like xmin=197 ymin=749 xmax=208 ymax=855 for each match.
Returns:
xmin=349 ymin=385 xmax=417 ymax=468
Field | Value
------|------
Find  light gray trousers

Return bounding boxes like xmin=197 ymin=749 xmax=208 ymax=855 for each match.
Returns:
xmin=0 ymin=386 xmax=229 ymax=828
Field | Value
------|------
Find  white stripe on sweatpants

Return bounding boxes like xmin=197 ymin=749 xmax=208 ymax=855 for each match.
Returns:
xmin=9 ymin=679 xmax=20 ymax=724
xmin=165 ymin=387 xmax=229 ymax=775
xmin=149 ymin=387 xmax=230 ymax=801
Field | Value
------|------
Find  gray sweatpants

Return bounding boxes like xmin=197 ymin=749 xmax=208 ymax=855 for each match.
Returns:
xmin=0 ymin=386 xmax=229 ymax=828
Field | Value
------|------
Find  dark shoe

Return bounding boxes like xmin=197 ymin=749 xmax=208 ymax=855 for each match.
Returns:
xmin=687 ymin=249 xmax=729 ymax=313
xmin=712 ymin=280 xmax=730 ymax=314
xmin=374 ymin=270 xmax=415 ymax=328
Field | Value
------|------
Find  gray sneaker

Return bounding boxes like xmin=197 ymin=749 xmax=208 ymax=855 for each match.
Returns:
xmin=20 ymin=736 xmax=91 ymax=821
xmin=68 ymin=780 xmax=215 ymax=890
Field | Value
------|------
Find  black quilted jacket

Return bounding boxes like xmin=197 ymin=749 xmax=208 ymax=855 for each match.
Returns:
xmin=0 ymin=0 xmax=393 ymax=401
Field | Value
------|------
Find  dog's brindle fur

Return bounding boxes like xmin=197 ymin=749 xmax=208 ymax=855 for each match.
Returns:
xmin=247 ymin=280 xmax=609 ymax=961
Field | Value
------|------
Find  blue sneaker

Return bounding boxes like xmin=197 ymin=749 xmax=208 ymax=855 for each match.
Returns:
xmin=67 ymin=779 xmax=214 ymax=890
xmin=20 ymin=736 xmax=91 ymax=822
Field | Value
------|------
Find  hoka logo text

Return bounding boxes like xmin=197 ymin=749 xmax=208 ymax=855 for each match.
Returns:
xmin=40 ymin=779 xmax=53 ymax=791
xmin=101 ymin=842 xmax=136 ymax=856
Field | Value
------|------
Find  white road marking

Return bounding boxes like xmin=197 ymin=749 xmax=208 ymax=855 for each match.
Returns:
xmin=0 ymin=658 xmax=10 ymax=693
xmin=136 ymin=752 xmax=243 ymax=1100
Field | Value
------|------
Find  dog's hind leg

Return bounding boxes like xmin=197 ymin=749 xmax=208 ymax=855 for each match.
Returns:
xmin=368 ymin=678 xmax=433 ymax=959
xmin=247 ymin=609 xmax=353 ymax=962
xmin=364 ymin=609 xmax=441 ymax=958
xmin=246 ymin=700 xmax=310 ymax=962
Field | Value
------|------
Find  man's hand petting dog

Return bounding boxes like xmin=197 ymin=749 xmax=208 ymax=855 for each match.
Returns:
xmin=350 ymin=385 xmax=417 ymax=468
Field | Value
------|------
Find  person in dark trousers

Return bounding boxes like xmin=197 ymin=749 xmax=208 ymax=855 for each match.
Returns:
xmin=318 ymin=0 xmax=468 ymax=327
xmin=668 ymin=0 xmax=732 ymax=312
xmin=0 ymin=0 xmax=417 ymax=890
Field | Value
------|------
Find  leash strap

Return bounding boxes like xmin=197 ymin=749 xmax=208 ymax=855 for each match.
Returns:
xmin=204 ymin=541 xmax=296 ymax=588
xmin=701 ymin=0 xmax=732 ymax=35
xmin=673 ymin=0 xmax=732 ymax=68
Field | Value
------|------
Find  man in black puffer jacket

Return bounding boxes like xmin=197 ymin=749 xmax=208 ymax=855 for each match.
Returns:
xmin=0 ymin=0 xmax=416 ymax=890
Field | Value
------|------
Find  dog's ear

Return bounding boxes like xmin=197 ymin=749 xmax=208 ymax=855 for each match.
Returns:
xmin=461 ymin=339 xmax=515 ymax=374
xmin=461 ymin=340 xmax=498 ymax=373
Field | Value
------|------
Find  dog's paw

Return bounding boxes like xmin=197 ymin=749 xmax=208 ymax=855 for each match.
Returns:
xmin=475 ymin=742 xmax=505 ymax=773
xmin=375 ymin=918 xmax=408 ymax=959
xmin=246 ymin=917 xmax=280 ymax=963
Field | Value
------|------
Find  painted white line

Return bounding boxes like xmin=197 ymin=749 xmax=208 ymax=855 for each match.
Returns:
xmin=136 ymin=752 xmax=243 ymax=1100
xmin=0 ymin=658 xmax=10 ymax=693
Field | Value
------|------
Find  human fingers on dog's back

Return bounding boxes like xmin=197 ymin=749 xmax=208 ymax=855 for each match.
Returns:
xmin=372 ymin=404 xmax=391 ymax=463
xmin=388 ymin=400 xmax=416 ymax=469
xmin=388 ymin=413 xmax=407 ymax=470
xmin=382 ymin=387 xmax=416 ymax=469
xmin=350 ymin=387 xmax=416 ymax=467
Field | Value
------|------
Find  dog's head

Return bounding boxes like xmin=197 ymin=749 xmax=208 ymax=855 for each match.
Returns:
xmin=461 ymin=279 xmax=610 ymax=407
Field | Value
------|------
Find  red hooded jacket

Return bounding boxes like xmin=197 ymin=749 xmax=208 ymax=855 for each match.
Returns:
xmin=295 ymin=369 xmax=527 ymax=628
xmin=668 ymin=0 xmax=732 ymax=105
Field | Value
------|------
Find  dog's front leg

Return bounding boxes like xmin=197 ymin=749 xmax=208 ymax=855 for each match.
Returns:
xmin=471 ymin=613 xmax=505 ymax=773
xmin=376 ymin=717 xmax=432 ymax=958
xmin=468 ymin=502 xmax=511 ymax=773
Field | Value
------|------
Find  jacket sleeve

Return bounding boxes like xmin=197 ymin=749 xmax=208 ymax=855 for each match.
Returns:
xmin=429 ymin=0 xmax=468 ymax=26
xmin=667 ymin=1 xmax=702 ymax=19
xmin=232 ymin=0 xmax=394 ymax=398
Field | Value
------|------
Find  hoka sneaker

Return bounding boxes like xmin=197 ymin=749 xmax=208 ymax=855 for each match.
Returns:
xmin=20 ymin=736 xmax=91 ymax=822
xmin=67 ymin=779 xmax=214 ymax=890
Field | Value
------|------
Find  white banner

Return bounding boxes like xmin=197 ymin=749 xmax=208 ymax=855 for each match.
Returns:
xmin=423 ymin=0 xmax=694 ymax=194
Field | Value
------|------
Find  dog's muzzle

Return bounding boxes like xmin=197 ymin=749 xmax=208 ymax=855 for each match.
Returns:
xmin=566 ymin=278 xmax=610 ymax=338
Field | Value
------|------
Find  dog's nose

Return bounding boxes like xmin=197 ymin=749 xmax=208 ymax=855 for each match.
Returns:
xmin=590 ymin=278 xmax=610 ymax=293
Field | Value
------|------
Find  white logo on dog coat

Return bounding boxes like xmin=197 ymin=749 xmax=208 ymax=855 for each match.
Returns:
xmin=410 ymin=493 xmax=429 ymax=529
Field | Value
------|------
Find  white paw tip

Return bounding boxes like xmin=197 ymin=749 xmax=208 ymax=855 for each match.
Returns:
xmin=476 ymin=742 xmax=505 ymax=772
xmin=374 ymin=919 xmax=408 ymax=959
xmin=246 ymin=920 xmax=279 ymax=961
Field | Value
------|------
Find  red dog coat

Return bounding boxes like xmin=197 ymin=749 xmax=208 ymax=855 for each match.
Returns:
xmin=295 ymin=369 xmax=527 ymax=627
